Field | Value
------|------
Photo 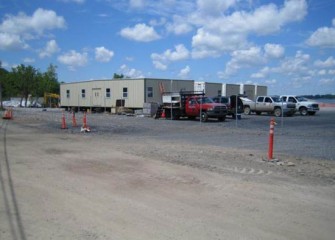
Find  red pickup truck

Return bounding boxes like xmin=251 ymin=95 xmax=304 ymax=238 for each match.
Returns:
xmin=161 ymin=91 xmax=228 ymax=122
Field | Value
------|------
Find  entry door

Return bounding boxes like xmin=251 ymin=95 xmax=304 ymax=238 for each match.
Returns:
xmin=92 ymin=88 xmax=102 ymax=106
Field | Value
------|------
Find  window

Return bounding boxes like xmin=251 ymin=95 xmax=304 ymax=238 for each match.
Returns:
xmin=288 ymin=97 xmax=297 ymax=103
xmin=265 ymin=97 xmax=272 ymax=103
xmin=147 ymin=87 xmax=153 ymax=98
xmin=66 ymin=90 xmax=70 ymax=98
xmin=81 ymin=89 xmax=86 ymax=98
xmin=218 ymin=90 xmax=222 ymax=97
xmin=257 ymin=97 xmax=264 ymax=102
xmin=122 ymin=87 xmax=128 ymax=98
xmin=106 ymin=88 xmax=111 ymax=98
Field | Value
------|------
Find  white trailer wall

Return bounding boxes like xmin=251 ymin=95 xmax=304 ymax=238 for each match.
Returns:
xmin=222 ymin=84 xmax=240 ymax=96
xmin=194 ymin=82 xmax=222 ymax=97
xmin=255 ymin=85 xmax=267 ymax=97
xmin=240 ymin=84 xmax=256 ymax=100
xmin=60 ymin=79 xmax=145 ymax=109
xmin=60 ymin=78 xmax=194 ymax=109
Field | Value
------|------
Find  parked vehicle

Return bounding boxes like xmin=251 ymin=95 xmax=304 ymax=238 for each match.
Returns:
xmin=243 ymin=96 xmax=296 ymax=117
xmin=212 ymin=95 xmax=244 ymax=118
xmin=161 ymin=91 xmax=228 ymax=122
xmin=280 ymin=95 xmax=319 ymax=116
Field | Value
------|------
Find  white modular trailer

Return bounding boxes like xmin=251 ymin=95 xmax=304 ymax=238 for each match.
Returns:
xmin=240 ymin=84 xmax=256 ymax=100
xmin=239 ymin=84 xmax=267 ymax=100
xmin=221 ymin=84 xmax=240 ymax=97
xmin=194 ymin=82 xmax=222 ymax=97
xmin=60 ymin=78 xmax=194 ymax=111
xmin=255 ymin=85 xmax=267 ymax=97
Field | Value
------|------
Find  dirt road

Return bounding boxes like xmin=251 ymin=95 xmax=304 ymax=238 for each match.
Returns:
xmin=1 ymin=110 xmax=335 ymax=240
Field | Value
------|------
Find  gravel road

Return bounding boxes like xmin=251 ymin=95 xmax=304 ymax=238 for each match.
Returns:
xmin=1 ymin=108 xmax=335 ymax=240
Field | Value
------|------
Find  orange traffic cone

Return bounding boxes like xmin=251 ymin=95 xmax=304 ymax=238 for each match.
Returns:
xmin=72 ymin=112 xmax=77 ymax=127
xmin=2 ymin=109 xmax=12 ymax=120
xmin=161 ymin=109 xmax=166 ymax=119
xmin=81 ymin=112 xmax=90 ymax=132
xmin=61 ymin=112 xmax=67 ymax=129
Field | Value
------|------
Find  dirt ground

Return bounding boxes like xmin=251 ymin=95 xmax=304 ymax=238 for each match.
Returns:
xmin=1 ymin=109 xmax=335 ymax=240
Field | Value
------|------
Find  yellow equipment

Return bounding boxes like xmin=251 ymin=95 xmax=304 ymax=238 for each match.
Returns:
xmin=44 ymin=93 xmax=60 ymax=108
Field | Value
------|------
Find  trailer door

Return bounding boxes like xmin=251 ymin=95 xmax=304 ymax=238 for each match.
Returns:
xmin=92 ymin=88 xmax=102 ymax=106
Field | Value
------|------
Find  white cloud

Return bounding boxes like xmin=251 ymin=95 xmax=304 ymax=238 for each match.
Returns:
xmin=120 ymin=23 xmax=160 ymax=42
xmin=166 ymin=15 xmax=193 ymax=35
xmin=197 ymin=0 xmax=236 ymax=16
xmin=129 ymin=0 xmax=145 ymax=9
xmin=191 ymin=0 xmax=307 ymax=58
xmin=0 ymin=32 xmax=28 ymax=50
xmin=95 ymin=47 xmax=114 ymax=62
xmin=329 ymin=69 xmax=335 ymax=75
xmin=251 ymin=66 xmax=271 ymax=79
xmin=272 ymin=51 xmax=310 ymax=77
xmin=265 ymin=79 xmax=277 ymax=84
xmin=306 ymin=18 xmax=335 ymax=48
xmin=178 ymin=65 xmax=191 ymax=78
xmin=151 ymin=44 xmax=190 ymax=70
xmin=222 ymin=47 xmax=265 ymax=77
xmin=314 ymin=57 xmax=335 ymax=68
xmin=318 ymin=69 xmax=327 ymax=75
xmin=39 ymin=40 xmax=60 ymax=58
xmin=0 ymin=8 xmax=66 ymax=50
xmin=0 ymin=8 xmax=66 ymax=36
xmin=152 ymin=61 xmax=168 ymax=71
xmin=319 ymin=78 xmax=335 ymax=86
xmin=23 ymin=57 xmax=35 ymax=63
xmin=58 ymin=50 xmax=88 ymax=70
xmin=119 ymin=64 xmax=144 ymax=78
xmin=264 ymin=43 xmax=285 ymax=58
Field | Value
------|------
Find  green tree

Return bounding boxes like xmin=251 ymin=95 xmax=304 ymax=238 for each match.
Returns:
xmin=113 ymin=73 xmax=124 ymax=79
xmin=0 ymin=61 xmax=9 ymax=109
xmin=11 ymin=64 xmax=39 ymax=107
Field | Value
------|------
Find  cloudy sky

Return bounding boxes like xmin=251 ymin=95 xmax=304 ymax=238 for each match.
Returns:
xmin=0 ymin=0 xmax=334 ymax=95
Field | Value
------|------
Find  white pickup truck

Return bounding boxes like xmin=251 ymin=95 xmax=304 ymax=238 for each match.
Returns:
xmin=280 ymin=95 xmax=320 ymax=116
xmin=243 ymin=96 xmax=296 ymax=117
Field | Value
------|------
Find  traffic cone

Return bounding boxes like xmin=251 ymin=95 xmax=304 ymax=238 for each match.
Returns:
xmin=81 ymin=112 xmax=90 ymax=132
xmin=9 ymin=109 xmax=13 ymax=119
xmin=82 ymin=112 xmax=87 ymax=128
xmin=161 ymin=109 xmax=166 ymax=119
xmin=61 ymin=112 xmax=67 ymax=129
xmin=72 ymin=112 xmax=77 ymax=127
xmin=2 ymin=109 xmax=12 ymax=120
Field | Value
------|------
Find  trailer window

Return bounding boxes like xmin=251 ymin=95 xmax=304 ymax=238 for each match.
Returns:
xmin=81 ymin=89 xmax=86 ymax=98
xmin=106 ymin=88 xmax=111 ymax=98
xmin=66 ymin=90 xmax=70 ymax=98
xmin=123 ymin=87 xmax=128 ymax=98
xmin=147 ymin=87 xmax=153 ymax=98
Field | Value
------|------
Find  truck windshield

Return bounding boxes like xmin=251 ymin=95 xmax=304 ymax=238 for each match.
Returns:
xmin=272 ymin=97 xmax=282 ymax=103
xmin=196 ymin=97 xmax=214 ymax=104
xmin=296 ymin=96 xmax=308 ymax=102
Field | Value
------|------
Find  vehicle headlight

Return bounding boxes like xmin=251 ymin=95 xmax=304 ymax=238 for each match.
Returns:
xmin=307 ymin=104 xmax=312 ymax=107
xmin=208 ymin=107 xmax=214 ymax=111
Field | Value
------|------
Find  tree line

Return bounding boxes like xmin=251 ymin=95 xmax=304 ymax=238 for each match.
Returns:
xmin=0 ymin=62 xmax=60 ymax=109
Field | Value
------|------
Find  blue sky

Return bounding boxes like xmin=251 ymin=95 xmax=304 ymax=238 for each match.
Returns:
xmin=0 ymin=0 xmax=334 ymax=95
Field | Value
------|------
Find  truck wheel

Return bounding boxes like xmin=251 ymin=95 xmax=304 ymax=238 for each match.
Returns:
xmin=218 ymin=116 xmax=226 ymax=122
xmin=299 ymin=107 xmax=308 ymax=116
xmin=201 ymin=112 xmax=208 ymax=122
xmin=244 ymin=106 xmax=251 ymax=115
xmin=274 ymin=108 xmax=282 ymax=117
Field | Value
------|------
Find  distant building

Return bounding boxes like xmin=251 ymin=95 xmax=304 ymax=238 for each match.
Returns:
xmin=60 ymin=78 xmax=268 ymax=112
xmin=60 ymin=78 xmax=194 ymax=112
